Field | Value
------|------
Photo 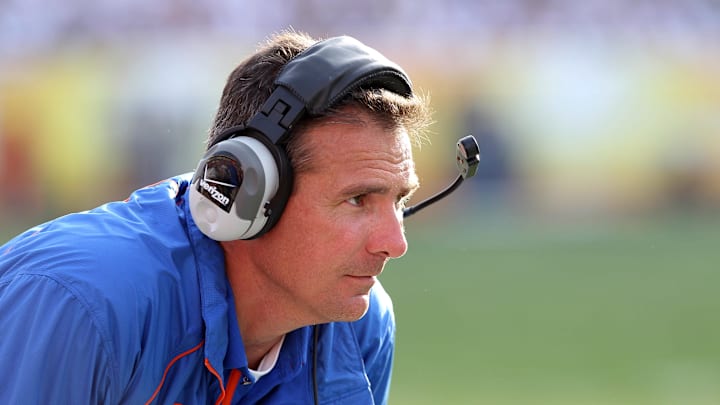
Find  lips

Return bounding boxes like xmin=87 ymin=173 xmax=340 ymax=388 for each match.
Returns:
xmin=343 ymin=259 xmax=385 ymax=286
xmin=346 ymin=274 xmax=378 ymax=281
xmin=345 ymin=269 xmax=382 ymax=280
xmin=344 ymin=275 xmax=378 ymax=294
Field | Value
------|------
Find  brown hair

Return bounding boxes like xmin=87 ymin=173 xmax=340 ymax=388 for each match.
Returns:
xmin=207 ymin=29 xmax=432 ymax=174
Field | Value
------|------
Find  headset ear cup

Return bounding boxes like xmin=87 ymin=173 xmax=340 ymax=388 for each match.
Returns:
xmin=250 ymin=141 xmax=293 ymax=238
xmin=189 ymin=136 xmax=281 ymax=241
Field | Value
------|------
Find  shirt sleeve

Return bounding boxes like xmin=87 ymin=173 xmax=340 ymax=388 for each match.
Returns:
xmin=0 ymin=273 xmax=117 ymax=404
xmin=352 ymin=282 xmax=396 ymax=405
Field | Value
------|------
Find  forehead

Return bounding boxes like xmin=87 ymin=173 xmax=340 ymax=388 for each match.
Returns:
xmin=302 ymin=112 xmax=414 ymax=169
xmin=295 ymin=111 xmax=418 ymax=192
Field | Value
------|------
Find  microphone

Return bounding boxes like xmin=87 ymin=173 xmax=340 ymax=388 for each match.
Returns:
xmin=403 ymin=135 xmax=480 ymax=218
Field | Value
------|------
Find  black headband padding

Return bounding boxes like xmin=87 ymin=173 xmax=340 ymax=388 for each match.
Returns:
xmin=245 ymin=36 xmax=413 ymax=144
xmin=276 ymin=36 xmax=413 ymax=114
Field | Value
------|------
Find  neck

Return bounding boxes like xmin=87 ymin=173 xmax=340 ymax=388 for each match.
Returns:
xmin=244 ymin=335 xmax=283 ymax=370
xmin=221 ymin=240 xmax=306 ymax=369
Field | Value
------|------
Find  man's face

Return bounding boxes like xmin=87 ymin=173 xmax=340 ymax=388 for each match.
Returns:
xmin=247 ymin=112 xmax=418 ymax=324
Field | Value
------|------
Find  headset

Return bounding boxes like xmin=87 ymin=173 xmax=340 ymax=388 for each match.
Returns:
xmin=189 ymin=35 xmax=480 ymax=242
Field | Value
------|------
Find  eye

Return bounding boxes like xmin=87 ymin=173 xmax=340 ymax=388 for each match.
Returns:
xmin=347 ymin=195 xmax=365 ymax=207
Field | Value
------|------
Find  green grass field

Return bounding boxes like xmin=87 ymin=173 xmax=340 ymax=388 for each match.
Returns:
xmin=383 ymin=210 xmax=720 ymax=404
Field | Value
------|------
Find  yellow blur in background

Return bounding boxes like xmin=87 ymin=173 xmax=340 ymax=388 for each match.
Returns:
xmin=1 ymin=1 xmax=719 ymax=229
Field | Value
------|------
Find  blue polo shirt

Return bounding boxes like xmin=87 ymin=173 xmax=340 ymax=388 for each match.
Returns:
xmin=0 ymin=174 xmax=394 ymax=404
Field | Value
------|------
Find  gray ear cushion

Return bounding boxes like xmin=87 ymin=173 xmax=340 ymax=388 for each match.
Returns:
xmin=189 ymin=137 xmax=279 ymax=241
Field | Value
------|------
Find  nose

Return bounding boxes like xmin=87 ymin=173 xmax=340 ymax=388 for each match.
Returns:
xmin=367 ymin=205 xmax=408 ymax=259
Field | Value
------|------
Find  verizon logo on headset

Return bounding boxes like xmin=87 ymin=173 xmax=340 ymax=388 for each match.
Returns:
xmin=197 ymin=156 xmax=242 ymax=212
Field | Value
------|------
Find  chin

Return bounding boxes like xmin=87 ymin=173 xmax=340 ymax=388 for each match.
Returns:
xmin=332 ymin=295 xmax=371 ymax=322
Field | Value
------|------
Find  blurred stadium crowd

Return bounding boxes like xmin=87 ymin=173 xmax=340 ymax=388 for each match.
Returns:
xmin=1 ymin=0 xmax=718 ymax=55
xmin=1 ymin=0 xmax=719 ymax=233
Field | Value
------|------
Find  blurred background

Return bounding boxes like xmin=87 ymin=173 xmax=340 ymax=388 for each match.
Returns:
xmin=1 ymin=0 xmax=719 ymax=403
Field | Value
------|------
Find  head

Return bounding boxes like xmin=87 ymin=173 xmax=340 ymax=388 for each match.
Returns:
xmin=206 ymin=31 xmax=433 ymax=324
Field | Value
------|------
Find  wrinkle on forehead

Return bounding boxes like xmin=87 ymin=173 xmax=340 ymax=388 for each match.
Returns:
xmin=321 ymin=135 xmax=414 ymax=185
xmin=292 ymin=116 xmax=419 ymax=202
xmin=302 ymin=116 xmax=414 ymax=174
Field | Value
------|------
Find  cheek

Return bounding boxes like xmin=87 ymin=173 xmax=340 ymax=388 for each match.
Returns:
xmin=290 ymin=218 xmax=362 ymax=260
xmin=275 ymin=186 xmax=370 ymax=264
xmin=280 ymin=215 xmax=366 ymax=274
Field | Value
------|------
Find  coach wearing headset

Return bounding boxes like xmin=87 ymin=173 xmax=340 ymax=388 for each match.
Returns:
xmin=0 ymin=30 xmax=432 ymax=404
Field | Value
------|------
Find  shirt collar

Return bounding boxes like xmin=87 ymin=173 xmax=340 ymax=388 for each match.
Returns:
xmin=177 ymin=174 xmax=231 ymax=379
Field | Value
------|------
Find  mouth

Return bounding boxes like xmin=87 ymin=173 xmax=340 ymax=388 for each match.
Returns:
xmin=344 ymin=261 xmax=385 ymax=288
xmin=346 ymin=274 xmax=378 ymax=280
xmin=344 ymin=274 xmax=378 ymax=288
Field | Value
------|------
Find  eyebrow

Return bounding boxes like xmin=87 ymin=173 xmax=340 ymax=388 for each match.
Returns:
xmin=339 ymin=182 xmax=419 ymax=201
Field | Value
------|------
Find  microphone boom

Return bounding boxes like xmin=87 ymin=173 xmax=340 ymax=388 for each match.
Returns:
xmin=403 ymin=135 xmax=480 ymax=218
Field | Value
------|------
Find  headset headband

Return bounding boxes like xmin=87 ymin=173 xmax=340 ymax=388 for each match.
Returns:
xmin=245 ymin=36 xmax=413 ymax=144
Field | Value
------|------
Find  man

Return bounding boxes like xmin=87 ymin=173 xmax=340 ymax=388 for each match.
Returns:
xmin=0 ymin=31 xmax=432 ymax=404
